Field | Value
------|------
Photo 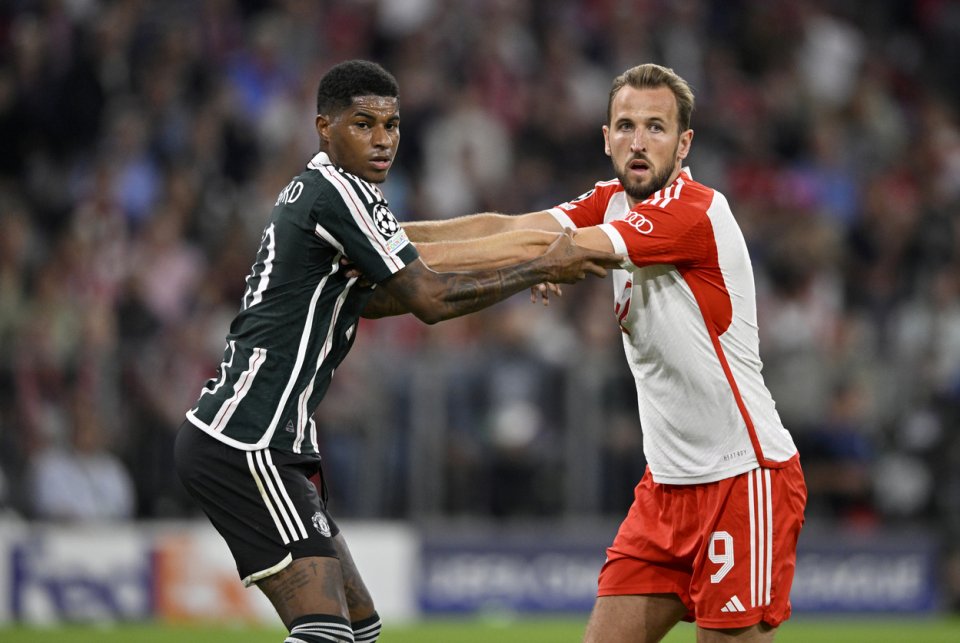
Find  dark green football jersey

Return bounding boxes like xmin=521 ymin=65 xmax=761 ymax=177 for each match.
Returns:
xmin=186 ymin=152 xmax=418 ymax=453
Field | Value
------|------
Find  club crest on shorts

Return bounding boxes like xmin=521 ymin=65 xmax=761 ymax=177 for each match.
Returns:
xmin=373 ymin=203 xmax=399 ymax=237
xmin=312 ymin=511 xmax=331 ymax=537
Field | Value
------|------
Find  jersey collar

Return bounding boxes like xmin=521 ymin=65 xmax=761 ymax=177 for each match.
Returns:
xmin=307 ymin=152 xmax=334 ymax=170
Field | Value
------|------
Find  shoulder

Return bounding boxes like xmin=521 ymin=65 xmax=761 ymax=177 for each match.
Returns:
xmin=558 ymin=178 xmax=623 ymax=211
xmin=274 ymin=165 xmax=385 ymax=223
xmin=308 ymin=163 xmax=385 ymax=209
xmin=584 ymin=178 xmax=624 ymax=202
xmin=639 ymin=173 xmax=716 ymax=219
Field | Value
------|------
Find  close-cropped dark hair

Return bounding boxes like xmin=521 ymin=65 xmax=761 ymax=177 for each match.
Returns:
xmin=316 ymin=60 xmax=399 ymax=115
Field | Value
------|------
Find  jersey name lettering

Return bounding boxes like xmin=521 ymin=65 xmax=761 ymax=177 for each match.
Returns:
xmin=276 ymin=180 xmax=305 ymax=205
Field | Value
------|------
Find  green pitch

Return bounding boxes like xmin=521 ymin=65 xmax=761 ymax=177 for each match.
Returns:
xmin=2 ymin=617 xmax=959 ymax=642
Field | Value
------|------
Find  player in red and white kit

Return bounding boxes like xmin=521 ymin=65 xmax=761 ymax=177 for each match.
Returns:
xmin=405 ymin=64 xmax=807 ymax=642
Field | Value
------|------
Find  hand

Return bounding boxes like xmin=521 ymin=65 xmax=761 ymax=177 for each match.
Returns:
xmin=340 ymin=257 xmax=372 ymax=287
xmin=530 ymin=283 xmax=562 ymax=306
xmin=538 ymin=231 xmax=623 ymax=284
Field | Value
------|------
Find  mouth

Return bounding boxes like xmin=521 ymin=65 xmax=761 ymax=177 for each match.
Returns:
xmin=628 ymin=158 xmax=650 ymax=176
xmin=370 ymin=157 xmax=393 ymax=171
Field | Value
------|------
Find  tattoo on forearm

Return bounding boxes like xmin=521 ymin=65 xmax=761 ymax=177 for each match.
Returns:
xmin=436 ymin=263 xmax=537 ymax=318
xmin=377 ymin=255 xmax=555 ymax=324
xmin=362 ymin=288 xmax=409 ymax=318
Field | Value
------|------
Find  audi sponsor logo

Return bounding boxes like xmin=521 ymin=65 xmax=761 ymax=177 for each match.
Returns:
xmin=624 ymin=212 xmax=654 ymax=234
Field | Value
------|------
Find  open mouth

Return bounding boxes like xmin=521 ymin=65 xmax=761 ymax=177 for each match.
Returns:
xmin=628 ymin=158 xmax=650 ymax=174
xmin=370 ymin=158 xmax=392 ymax=171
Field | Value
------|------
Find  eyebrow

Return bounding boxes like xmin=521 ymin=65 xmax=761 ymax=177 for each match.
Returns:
xmin=352 ymin=109 xmax=399 ymax=121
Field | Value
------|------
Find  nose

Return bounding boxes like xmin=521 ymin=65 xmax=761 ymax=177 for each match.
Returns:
xmin=630 ymin=129 xmax=646 ymax=153
xmin=371 ymin=125 xmax=391 ymax=148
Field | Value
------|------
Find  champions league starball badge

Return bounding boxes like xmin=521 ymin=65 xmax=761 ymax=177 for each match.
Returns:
xmin=373 ymin=203 xmax=400 ymax=237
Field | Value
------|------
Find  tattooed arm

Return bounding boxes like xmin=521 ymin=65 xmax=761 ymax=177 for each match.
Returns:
xmin=362 ymin=231 xmax=621 ymax=323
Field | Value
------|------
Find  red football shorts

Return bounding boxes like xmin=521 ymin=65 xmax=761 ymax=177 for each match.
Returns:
xmin=597 ymin=457 xmax=806 ymax=629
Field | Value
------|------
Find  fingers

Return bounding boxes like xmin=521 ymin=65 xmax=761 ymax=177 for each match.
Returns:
xmin=530 ymin=284 xmax=545 ymax=304
xmin=530 ymin=283 xmax=562 ymax=306
xmin=586 ymin=250 xmax=624 ymax=268
xmin=584 ymin=263 xmax=610 ymax=278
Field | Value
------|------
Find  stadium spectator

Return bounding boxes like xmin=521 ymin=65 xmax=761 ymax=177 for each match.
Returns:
xmin=1 ymin=0 xmax=959 ymax=612
xmin=174 ymin=60 xmax=618 ymax=643
xmin=26 ymin=398 xmax=135 ymax=521
xmin=402 ymin=63 xmax=806 ymax=642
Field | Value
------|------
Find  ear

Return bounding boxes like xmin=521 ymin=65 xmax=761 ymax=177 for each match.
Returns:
xmin=602 ymin=124 xmax=612 ymax=157
xmin=677 ymin=128 xmax=693 ymax=161
xmin=316 ymin=114 xmax=330 ymax=145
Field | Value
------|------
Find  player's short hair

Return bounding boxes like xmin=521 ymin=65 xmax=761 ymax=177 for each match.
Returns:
xmin=607 ymin=64 xmax=695 ymax=132
xmin=316 ymin=60 xmax=399 ymax=115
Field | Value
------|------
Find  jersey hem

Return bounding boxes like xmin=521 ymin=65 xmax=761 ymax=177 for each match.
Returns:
xmin=649 ymin=452 xmax=798 ymax=485
xmin=185 ymin=412 xmax=271 ymax=451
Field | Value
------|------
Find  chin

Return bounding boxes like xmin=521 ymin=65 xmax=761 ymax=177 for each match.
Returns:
xmin=365 ymin=168 xmax=389 ymax=183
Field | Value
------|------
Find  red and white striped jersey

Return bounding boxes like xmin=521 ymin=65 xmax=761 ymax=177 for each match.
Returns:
xmin=548 ymin=168 xmax=797 ymax=484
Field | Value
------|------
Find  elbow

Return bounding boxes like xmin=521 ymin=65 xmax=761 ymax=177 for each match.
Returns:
xmin=405 ymin=297 xmax=445 ymax=324
xmin=412 ymin=308 xmax=443 ymax=325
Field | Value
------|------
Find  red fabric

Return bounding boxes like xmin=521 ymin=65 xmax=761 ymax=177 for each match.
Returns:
xmin=598 ymin=457 xmax=806 ymax=629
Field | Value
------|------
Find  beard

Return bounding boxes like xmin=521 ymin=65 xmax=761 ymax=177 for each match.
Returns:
xmin=614 ymin=144 xmax=680 ymax=202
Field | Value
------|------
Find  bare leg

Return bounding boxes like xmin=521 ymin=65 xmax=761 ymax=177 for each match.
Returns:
xmin=257 ymin=556 xmax=348 ymax=628
xmin=583 ymin=594 xmax=689 ymax=643
xmin=332 ymin=533 xmax=377 ymax=622
xmin=697 ymin=622 xmax=776 ymax=642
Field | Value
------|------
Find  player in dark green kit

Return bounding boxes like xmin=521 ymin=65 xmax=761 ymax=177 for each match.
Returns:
xmin=175 ymin=60 xmax=620 ymax=643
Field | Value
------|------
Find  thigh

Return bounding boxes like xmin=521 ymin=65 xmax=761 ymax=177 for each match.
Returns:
xmin=583 ymin=594 xmax=688 ymax=643
xmin=257 ymin=555 xmax=348 ymax=628
xmin=332 ymin=533 xmax=377 ymax=622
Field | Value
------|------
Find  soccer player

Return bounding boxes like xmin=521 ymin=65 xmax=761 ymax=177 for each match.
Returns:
xmin=174 ymin=60 xmax=621 ymax=643
xmin=403 ymin=63 xmax=807 ymax=642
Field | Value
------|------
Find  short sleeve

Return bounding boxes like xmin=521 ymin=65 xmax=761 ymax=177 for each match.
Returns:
xmin=546 ymin=181 xmax=620 ymax=229
xmin=604 ymin=203 xmax=713 ymax=269
xmin=313 ymin=171 xmax=419 ymax=284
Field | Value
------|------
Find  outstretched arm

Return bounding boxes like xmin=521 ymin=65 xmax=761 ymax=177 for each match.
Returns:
xmin=362 ymin=231 xmax=620 ymax=323
xmin=414 ymin=229 xmax=565 ymax=272
xmin=403 ymin=211 xmax=561 ymax=243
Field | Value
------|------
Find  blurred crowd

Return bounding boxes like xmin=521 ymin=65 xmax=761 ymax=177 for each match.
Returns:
xmin=1 ymin=0 xmax=959 ymax=589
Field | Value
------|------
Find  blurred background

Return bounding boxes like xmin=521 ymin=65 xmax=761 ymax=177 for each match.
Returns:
xmin=1 ymin=0 xmax=959 ymax=628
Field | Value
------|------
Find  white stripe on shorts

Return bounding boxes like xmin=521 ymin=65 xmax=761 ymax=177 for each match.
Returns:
xmin=748 ymin=468 xmax=774 ymax=608
xmin=246 ymin=450 xmax=308 ymax=544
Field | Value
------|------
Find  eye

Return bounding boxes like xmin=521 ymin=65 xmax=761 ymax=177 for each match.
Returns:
xmin=649 ymin=123 xmax=664 ymax=133
xmin=355 ymin=121 xmax=370 ymax=129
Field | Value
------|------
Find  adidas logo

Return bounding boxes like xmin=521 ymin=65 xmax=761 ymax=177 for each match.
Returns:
xmin=720 ymin=595 xmax=746 ymax=613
